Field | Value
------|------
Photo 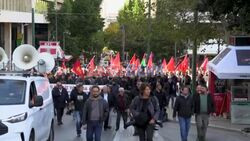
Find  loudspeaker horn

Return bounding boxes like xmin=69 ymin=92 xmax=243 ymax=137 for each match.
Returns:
xmin=13 ymin=44 xmax=39 ymax=70
xmin=0 ymin=47 xmax=9 ymax=69
xmin=36 ymin=52 xmax=55 ymax=73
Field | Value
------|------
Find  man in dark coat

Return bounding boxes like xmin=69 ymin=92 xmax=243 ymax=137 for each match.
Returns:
xmin=52 ymin=81 xmax=69 ymax=125
xmin=114 ymin=87 xmax=130 ymax=131
xmin=101 ymin=85 xmax=114 ymax=130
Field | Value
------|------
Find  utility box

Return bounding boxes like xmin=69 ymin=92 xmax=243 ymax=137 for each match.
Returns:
xmin=231 ymin=86 xmax=250 ymax=124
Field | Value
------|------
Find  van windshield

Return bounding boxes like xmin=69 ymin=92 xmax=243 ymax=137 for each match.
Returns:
xmin=0 ymin=79 xmax=26 ymax=105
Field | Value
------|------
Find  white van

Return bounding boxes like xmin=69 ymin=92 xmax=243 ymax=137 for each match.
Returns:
xmin=0 ymin=74 xmax=54 ymax=141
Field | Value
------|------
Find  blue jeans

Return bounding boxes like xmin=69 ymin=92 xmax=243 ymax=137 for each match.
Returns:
xmin=86 ymin=121 xmax=103 ymax=141
xmin=178 ymin=117 xmax=191 ymax=141
xmin=74 ymin=111 xmax=83 ymax=135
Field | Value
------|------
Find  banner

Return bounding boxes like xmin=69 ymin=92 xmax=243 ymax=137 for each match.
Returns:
xmin=50 ymin=84 xmax=105 ymax=93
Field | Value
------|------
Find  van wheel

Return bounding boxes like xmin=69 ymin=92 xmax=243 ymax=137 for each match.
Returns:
xmin=29 ymin=131 xmax=35 ymax=141
xmin=47 ymin=123 xmax=54 ymax=141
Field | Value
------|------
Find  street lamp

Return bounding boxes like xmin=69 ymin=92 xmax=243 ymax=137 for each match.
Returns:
xmin=63 ymin=31 xmax=70 ymax=51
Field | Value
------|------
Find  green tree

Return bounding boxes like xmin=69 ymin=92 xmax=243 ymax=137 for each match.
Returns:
xmin=105 ymin=0 xmax=147 ymax=57
xmin=47 ymin=0 xmax=104 ymax=57
xmin=201 ymin=0 xmax=250 ymax=34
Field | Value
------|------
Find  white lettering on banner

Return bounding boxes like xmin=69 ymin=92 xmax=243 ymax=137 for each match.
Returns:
xmin=50 ymin=84 xmax=105 ymax=93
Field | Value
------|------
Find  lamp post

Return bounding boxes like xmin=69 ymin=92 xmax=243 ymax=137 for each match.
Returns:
xmin=63 ymin=32 xmax=70 ymax=51
xmin=121 ymin=25 xmax=126 ymax=62
xmin=191 ymin=3 xmax=199 ymax=96
xmin=32 ymin=0 xmax=35 ymax=46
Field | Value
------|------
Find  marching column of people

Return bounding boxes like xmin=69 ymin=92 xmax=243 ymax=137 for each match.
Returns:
xmin=51 ymin=73 xmax=214 ymax=141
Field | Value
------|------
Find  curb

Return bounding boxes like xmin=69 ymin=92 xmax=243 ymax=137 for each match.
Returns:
xmin=169 ymin=119 xmax=249 ymax=136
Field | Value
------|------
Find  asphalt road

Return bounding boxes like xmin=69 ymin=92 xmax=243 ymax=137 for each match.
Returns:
xmin=54 ymin=112 xmax=249 ymax=141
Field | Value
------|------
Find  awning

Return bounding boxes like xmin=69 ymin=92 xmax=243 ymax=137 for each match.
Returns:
xmin=208 ymin=46 xmax=250 ymax=79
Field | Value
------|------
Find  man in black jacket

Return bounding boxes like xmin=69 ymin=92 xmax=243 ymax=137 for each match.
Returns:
xmin=153 ymin=82 xmax=167 ymax=122
xmin=52 ymin=81 xmax=69 ymax=125
xmin=173 ymin=86 xmax=193 ymax=141
xmin=194 ymin=85 xmax=215 ymax=141
xmin=70 ymin=83 xmax=89 ymax=137
xmin=114 ymin=87 xmax=130 ymax=131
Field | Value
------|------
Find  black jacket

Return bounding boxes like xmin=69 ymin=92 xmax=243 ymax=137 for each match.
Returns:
xmin=173 ymin=95 xmax=193 ymax=118
xmin=193 ymin=93 xmax=215 ymax=115
xmin=70 ymin=88 xmax=89 ymax=111
xmin=153 ymin=90 xmax=167 ymax=109
xmin=101 ymin=92 xmax=114 ymax=108
xmin=52 ymin=87 xmax=69 ymax=109
xmin=130 ymin=96 xmax=160 ymax=121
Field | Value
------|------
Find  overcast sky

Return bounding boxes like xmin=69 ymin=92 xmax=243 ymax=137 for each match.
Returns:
xmin=101 ymin=0 xmax=126 ymax=17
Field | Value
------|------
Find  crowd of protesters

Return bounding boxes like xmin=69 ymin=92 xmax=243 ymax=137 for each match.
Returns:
xmin=51 ymin=71 xmax=213 ymax=141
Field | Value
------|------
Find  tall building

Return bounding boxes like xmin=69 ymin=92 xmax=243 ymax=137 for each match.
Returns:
xmin=101 ymin=0 xmax=126 ymax=29
xmin=0 ymin=0 xmax=63 ymax=58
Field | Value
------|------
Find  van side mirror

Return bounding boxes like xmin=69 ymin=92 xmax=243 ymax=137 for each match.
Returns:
xmin=33 ymin=96 xmax=43 ymax=107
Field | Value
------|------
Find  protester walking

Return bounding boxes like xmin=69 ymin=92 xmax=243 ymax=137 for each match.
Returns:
xmin=114 ymin=87 xmax=129 ymax=131
xmin=83 ymin=85 xmax=109 ymax=141
xmin=52 ymin=81 xmax=69 ymax=125
xmin=70 ymin=83 xmax=89 ymax=137
xmin=130 ymin=83 xmax=160 ymax=141
xmin=101 ymin=85 xmax=114 ymax=130
xmin=173 ymin=86 xmax=193 ymax=141
xmin=194 ymin=85 xmax=215 ymax=141
xmin=153 ymin=82 xmax=167 ymax=122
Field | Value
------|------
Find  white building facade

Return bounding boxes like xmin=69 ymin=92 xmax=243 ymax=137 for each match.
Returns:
xmin=0 ymin=0 xmax=63 ymax=58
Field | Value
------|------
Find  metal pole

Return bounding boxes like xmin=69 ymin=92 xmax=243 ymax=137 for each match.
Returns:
xmin=217 ymin=39 xmax=220 ymax=54
xmin=63 ymin=32 xmax=65 ymax=51
xmin=146 ymin=0 xmax=151 ymax=56
xmin=32 ymin=0 xmax=35 ymax=46
xmin=122 ymin=25 xmax=126 ymax=62
xmin=174 ymin=42 xmax=177 ymax=62
xmin=55 ymin=0 xmax=58 ymax=41
xmin=191 ymin=8 xmax=198 ymax=95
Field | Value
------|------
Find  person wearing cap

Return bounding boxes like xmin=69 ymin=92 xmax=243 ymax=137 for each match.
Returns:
xmin=70 ymin=83 xmax=89 ymax=137
xmin=114 ymin=87 xmax=130 ymax=131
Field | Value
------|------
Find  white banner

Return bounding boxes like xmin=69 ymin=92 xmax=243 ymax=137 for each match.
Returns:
xmin=50 ymin=84 xmax=105 ymax=93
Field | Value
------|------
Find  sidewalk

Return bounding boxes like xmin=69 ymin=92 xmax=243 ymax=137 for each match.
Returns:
xmin=167 ymin=108 xmax=250 ymax=136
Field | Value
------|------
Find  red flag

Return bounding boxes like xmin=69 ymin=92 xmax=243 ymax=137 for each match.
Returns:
xmin=167 ymin=57 xmax=175 ymax=72
xmin=176 ymin=55 xmax=189 ymax=74
xmin=135 ymin=58 xmax=140 ymax=71
xmin=147 ymin=52 xmax=153 ymax=69
xmin=113 ymin=52 xmax=121 ymax=70
xmin=71 ymin=59 xmax=84 ymax=79
xmin=129 ymin=54 xmax=137 ymax=65
xmin=200 ymin=57 xmax=209 ymax=72
xmin=88 ymin=56 xmax=95 ymax=72
xmin=162 ymin=58 xmax=167 ymax=72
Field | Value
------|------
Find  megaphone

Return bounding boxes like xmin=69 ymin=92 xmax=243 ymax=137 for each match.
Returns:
xmin=0 ymin=47 xmax=9 ymax=70
xmin=36 ymin=52 xmax=55 ymax=73
xmin=13 ymin=44 xmax=39 ymax=70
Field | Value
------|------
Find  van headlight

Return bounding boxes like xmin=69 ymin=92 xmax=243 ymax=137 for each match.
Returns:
xmin=4 ymin=113 xmax=27 ymax=123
